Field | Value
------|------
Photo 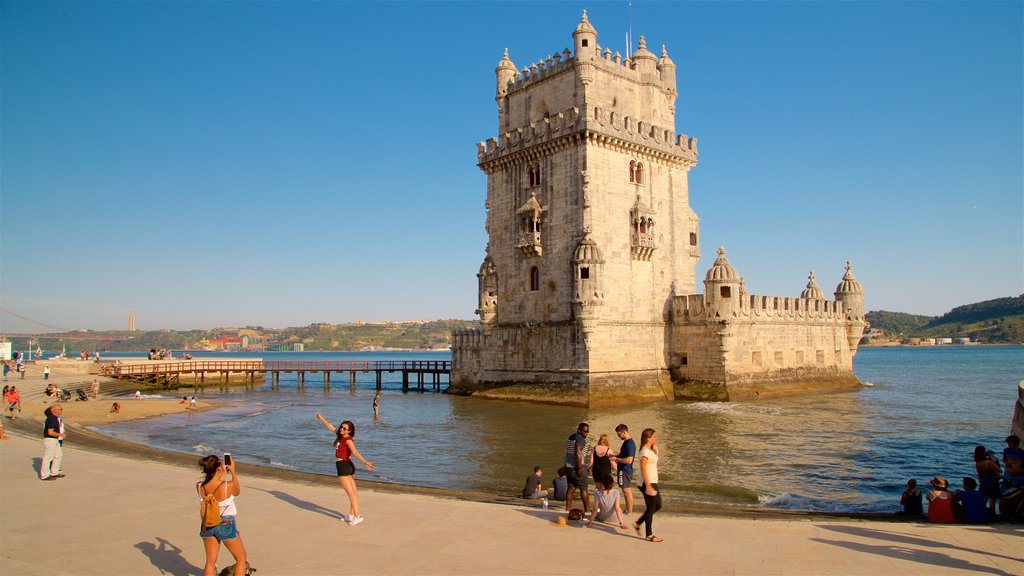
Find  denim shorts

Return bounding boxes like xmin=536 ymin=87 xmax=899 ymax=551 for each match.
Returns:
xmin=200 ymin=516 xmax=238 ymax=541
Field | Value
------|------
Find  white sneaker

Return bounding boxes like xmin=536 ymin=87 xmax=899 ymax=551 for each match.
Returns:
xmin=348 ymin=515 xmax=364 ymax=526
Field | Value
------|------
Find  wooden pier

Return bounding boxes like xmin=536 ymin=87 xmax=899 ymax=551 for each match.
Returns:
xmin=107 ymin=360 xmax=451 ymax=392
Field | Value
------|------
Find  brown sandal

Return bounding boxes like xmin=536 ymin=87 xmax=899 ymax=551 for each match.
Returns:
xmin=646 ymin=535 xmax=663 ymax=543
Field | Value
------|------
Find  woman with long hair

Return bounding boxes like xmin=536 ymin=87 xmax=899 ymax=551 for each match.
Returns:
xmin=196 ymin=454 xmax=247 ymax=576
xmin=589 ymin=433 xmax=616 ymax=486
xmin=631 ymin=428 xmax=663 ymax=542
xmin=974 ymin=445 xmax=1001 ymax=517
xmin=315 ymin=412 xmax=375 ymax=525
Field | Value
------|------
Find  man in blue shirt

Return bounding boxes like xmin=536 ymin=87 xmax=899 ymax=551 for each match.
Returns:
xmin=611 ymin=423 xmax=636 ymax=515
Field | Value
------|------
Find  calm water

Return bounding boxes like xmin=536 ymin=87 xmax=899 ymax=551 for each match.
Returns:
xmin=94 ymin=347 xmax=1023 ymax=512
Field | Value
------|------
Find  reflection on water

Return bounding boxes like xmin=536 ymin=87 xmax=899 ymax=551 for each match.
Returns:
xmin=95 ymin=346 xmax=1022 ymax=512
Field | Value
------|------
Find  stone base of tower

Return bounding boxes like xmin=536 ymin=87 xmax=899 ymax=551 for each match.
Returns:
xmin=447 ymin=370 xmax=672 ymax=407
xmin=672 ymin=368 xmax=863 ymax=401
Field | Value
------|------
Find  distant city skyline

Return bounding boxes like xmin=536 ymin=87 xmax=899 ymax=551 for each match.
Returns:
xmin=2 ymin=2 xmax=1021 ymax=331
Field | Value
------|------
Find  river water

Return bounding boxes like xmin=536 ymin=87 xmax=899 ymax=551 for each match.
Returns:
xmin=94 ymin=346 xmax=1023 ymax=512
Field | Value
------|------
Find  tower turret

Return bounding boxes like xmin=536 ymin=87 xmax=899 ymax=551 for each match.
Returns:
xmin=658 ymin=44 xmax=677 ymax=99
xmin=834 ymin=261 xmax=866 ymax=352
xmin=572 ymin=10 xmax=597 ymax=61
xmin=834 ymin=261 xmax=864 ymax=319
xmin=495 ymin=49 xmax=518 ymax=131
xmin=571 ymin=232 xmax=605 ymax=331
xmin=632 ymin=36 xmax=658 ymax=81
xmin=476 ymin=252 xmax=498 ymax=334
xmin=801 ymin=271 xmax=825 ymax=300
xmin=704 ymin=247 xmax=742 ymax=317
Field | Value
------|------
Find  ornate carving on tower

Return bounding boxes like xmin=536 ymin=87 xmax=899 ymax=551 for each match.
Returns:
xmin=572 ymin=232 xmax=605 ymax=330
xmin=630 ymin=193 xmax=656 ymax=261
xmin=476 ymin=251 xmax=498 ymax=334
xmin=516 ymin=191 xmax=544 ymax=257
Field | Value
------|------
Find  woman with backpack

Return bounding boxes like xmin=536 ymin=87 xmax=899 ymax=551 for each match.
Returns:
xmin=197 ymin=454 xmax=248 ymax=576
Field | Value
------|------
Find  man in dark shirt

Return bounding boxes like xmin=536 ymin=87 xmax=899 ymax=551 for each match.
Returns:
xmin=611 ymin=423 xmax=637 ymax=515
xmin=41 ymin=404 xmax=65 ymax=480
xmin=522 ymin=466 xmax=548 ymax=499
xmin=564 ymin=422 xmax=590 ymax=514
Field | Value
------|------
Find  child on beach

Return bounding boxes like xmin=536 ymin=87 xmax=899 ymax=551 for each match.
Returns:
xmin=899 ymin=479 xmax=923 ymax=516
xmin=552 ymin=467 xmax=569 ymax=501
xmin=314 ymin=412 xmax=375 ymax=526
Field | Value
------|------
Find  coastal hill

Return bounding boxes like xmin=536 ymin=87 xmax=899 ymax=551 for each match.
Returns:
xmin=865 ymin=295 xmax=1024 ymax=344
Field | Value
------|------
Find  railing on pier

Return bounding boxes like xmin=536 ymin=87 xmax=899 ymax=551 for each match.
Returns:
xmin=106 ymin=360 xmax=451 ymax=392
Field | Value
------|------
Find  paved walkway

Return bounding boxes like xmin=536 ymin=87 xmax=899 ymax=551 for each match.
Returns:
xmin=1 ymin=432 xmax=1021 ymax=575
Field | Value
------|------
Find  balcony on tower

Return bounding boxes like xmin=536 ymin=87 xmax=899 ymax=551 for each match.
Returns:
xmin=516 ymin=191 xmax=545 ymax=257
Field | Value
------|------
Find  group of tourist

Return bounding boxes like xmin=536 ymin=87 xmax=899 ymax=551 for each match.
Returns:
xmin=522 ymin=422 xmax=663 ymax=542
xmin=195 ymin=410 xmax=376 ymax=576
xmin=901 ymin=434 xmax=1024 ymax=523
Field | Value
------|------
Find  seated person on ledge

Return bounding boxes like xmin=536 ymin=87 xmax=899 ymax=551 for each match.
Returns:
xmin=1003 ymin=435 xmax=1024 ymax=484
xmin=522 ymin=466 xmax=548 ymax=500
xmin=926 ymin=476 xmax=955 ymax=523
xmin=954 ymin=477 xmax=989 ymax=524
xmin=551 ymin=467 xmax=569 ymax=502
xmin=899 ymin=478 xmax=923 ymax=516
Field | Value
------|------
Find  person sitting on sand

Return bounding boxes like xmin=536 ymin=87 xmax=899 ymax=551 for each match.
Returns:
xmin=522 ymin=466 xmax=548 ymax=500
xmin=899 ymin=479 xmax=923 ymax=516
xmin=180 ymin=396 xmax=188 ymax=404
xmin=954 ymin=477 xmax=988 ymax=524
xmin=110 ymin=402 xmax=121 ymax=414
xmin=584 ymin=475 xmax=628 ymax=530
xmin=926 ymin=476 xmax=955 ymax=523
xmin=552 ymin=467 xmax=569 ymax=501
xmin=134 ymin=391 xmax=142 ymax=400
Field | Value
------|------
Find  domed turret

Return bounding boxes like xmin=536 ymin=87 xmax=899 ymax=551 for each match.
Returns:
xmin=632 ymin=36 xmax=658 ymax=79
xmin=658 ymin=44 xmax=677 ymax=94
xmin=573 ymin=10 xmax=597 ymax=61
xmin=495 ymin=48 xmax=518 ymax=99
xmin=704 ymin=247 xmax=742 ymax=317
xmin=801 ymin=271 xmax=825 ymax=300
xmin=834 ymin=261 xmax=864 ymax=319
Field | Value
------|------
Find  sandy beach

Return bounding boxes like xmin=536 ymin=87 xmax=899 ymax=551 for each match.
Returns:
xmin=2 ymin=409 xmax=1022 ymax=575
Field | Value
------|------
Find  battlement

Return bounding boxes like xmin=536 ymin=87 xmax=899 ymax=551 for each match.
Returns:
xmin=451 ymin=328 xmax=484 ymax=349
xmin=673 ymin=293 xmax=845 ymax=323
xmin=478 ymin=106 xmax=697 ymax=166
xmin=503 ymin=42 xmax=676 ymax=96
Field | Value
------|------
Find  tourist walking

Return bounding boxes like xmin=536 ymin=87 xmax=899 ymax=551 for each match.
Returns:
xmin=611 ymin=424 xmax=636 ymax=514
xmin=196 ymin=454 xmax=248 ymax=576
xmin=6 ymin=386 xmax=21 ymax=419
xmin=41 ymin=404 xmax=65 ymax=480
xmin=563 ymin=422 xmax=590 ymax=515
xmin=315 ymin=412 xmax=375 ymax=525
xmin=632 ymin=428 xmax=662 ymax=542
xmin=2 ymin=361 xmax=8 ymax=381
xmin=91 ymin=378 xmax=100 ymax=399
xmin=43 ymin=365 xmax=50 ymax=380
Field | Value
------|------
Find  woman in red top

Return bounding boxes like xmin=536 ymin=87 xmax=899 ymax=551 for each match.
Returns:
xmin=315 ymin=412 xmax=374 ymax=526
xmin=926 ymin=476 xmax=955 ymax=523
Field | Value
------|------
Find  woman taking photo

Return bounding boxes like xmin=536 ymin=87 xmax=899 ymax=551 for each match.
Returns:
xmin=196 ymin=454 xmax=247 ymax=576
xmin=315 ymin=412 xmax=375 ymax=525
xmin=631 ymin=428 xmax=663 ymax=542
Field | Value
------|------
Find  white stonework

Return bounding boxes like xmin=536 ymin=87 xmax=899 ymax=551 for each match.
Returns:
xmin=451 ymin=13 xmax=866 ymax=405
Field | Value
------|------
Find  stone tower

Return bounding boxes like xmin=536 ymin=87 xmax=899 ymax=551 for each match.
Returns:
xmin=451 ymin=12 xmax=701 ymax=405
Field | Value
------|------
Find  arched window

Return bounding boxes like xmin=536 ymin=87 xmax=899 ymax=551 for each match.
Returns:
xmin=629 ymin=161 xmax=636 ymax=183
xmin=527 ymin=163 xmax=541 ymax=187
xmin=635 ymin=163 xmax=643 ymax=184
xmin=529 ymin=267 xmax=540 ymax=291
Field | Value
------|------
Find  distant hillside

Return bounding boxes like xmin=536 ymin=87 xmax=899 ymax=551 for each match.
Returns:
xmin=864 ymin=310 xmax=935 ymax=337
xmin=916 ymin=295 xmax=1024 ymax=343
xmin=5 ymin=320 xmax=480 ymax=354
xmin=866 ymin=295 xmax=1024 ymax=344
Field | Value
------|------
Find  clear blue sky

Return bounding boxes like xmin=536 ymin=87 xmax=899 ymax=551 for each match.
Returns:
xmin=2 ymin=1 xmax=1021 ymax=331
